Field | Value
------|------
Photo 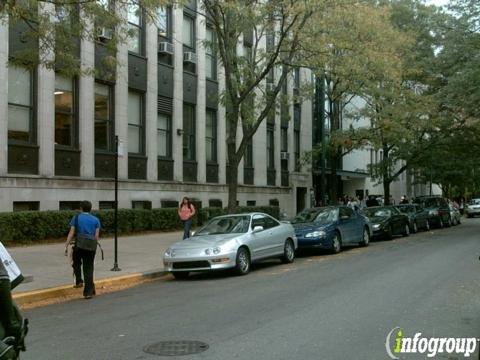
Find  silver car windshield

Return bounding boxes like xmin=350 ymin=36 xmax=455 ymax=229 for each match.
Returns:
xmin=195 ymin=216 xmax=251 ymax=235
xmin=470 ymin=199 xmax=480 ymax=205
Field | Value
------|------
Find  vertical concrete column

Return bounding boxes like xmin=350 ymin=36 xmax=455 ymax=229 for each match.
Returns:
xmin=196 ymin=15 xmax=206 ymax=183
xmin=145 ymin=22 xmax=158 ymax=181
xmin=79 ymin=17 xmax=95 ymax=178
xmin=217 ymin=65 xmax=226 ymax=185
xmin=37 ymin=2 xmax=55 ymax=177
xmin=115 ymin=4 xmax=128 ymax=179
xmin=172 ymin=6 xmax=184 ymax=182
xmin=253 ymin=117 xmax=267 ymax=186
xmin=287 ymin=74 xmax=295 ymax=174
xmin=0 ymin=18 xmax=8 ymax=176
xmin=301 ymin=68 xmax=313 ymax=175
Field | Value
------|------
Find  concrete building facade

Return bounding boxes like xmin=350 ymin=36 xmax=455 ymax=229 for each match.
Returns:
xmin=0 ymin=2 xmax=313 ymax=216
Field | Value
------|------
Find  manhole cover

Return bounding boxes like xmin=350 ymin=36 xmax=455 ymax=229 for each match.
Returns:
xmin=143 ymin=341 xmax=209 ymax=356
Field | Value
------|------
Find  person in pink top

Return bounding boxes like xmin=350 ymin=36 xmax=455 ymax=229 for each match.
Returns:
xmin=178 ymin=196 xmax=196 ymax=239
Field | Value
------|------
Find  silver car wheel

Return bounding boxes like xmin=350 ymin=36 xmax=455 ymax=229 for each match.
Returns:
xmin=282 ymin=240 xmax=295 ymax=264
xmin=235 ymin=248 xmax=250 ymax=275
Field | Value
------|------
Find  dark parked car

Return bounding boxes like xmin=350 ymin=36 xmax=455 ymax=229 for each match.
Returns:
xmin=361 ymin=206 xmax=410 ymax=239
xmin=413 ymin=196 xmax=451 ymax=228
xmin=291 ymin=206 xmax=372 ymax=254
xmin=395 ymin=204 xmax=431 ymax=232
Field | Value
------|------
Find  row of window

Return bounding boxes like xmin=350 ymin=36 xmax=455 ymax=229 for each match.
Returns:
xmin=7 ymin=65 xmax=218 ymax=161
xmin=12 ymin=198 xmax=280 ymax=212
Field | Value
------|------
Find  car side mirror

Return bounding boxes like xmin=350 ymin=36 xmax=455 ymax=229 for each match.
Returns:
xmin=252 ymin=226 xmax=264 ymax=233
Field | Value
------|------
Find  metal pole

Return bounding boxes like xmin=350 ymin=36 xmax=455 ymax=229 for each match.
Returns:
xmin=111 ymin=135 xmax=121 ymax=271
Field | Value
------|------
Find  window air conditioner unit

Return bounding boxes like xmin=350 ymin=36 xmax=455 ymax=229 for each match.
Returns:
xmin=158 ymin=42 xmax=174 ymax=55
xmin=266 ymin=83 xmax=276 ymax=92
xmin=97 ymin=27 xmax=113 ymax=41
xmin=183 ymin=51 xmax=197 ymax=64
xmin=281 ymin=152 xmax=289 ymax=160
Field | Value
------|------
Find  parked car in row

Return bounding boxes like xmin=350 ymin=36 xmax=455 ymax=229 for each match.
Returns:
xmin=360 ymin=206 xmax=410 ymax=239
xmin=163 ymin=213 xmax=297 ymax=279
xmin=395 ymin=204 xmax=431 ymax=232
xmin=465 ymin=198 xmax=480 ymax=218
xmin=413 ymin=196 xmax=452 ymax=228
xmin=291 ymin=206 xmax=372 ymax=253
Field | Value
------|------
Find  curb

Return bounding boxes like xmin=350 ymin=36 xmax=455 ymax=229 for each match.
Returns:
xmin=13 ymin=269 xmax=169 ymax=307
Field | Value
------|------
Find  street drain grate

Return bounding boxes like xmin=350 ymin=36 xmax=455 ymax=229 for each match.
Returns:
xmin=143 ymin=340 xmax=209 ymax=356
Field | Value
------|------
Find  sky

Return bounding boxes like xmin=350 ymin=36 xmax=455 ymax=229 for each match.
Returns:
xmin=426 ymin=0 xmax=450 ymax=6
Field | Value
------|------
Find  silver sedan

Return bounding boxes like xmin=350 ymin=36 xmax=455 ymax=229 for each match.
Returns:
xmin=163 ymin=213 xmax=297 ymax=279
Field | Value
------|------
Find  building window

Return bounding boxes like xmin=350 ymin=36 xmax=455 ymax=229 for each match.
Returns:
xmin=281 ymin=128 xmax=288 ymax=152
xmin=132 ymin=201 xmax=152 ymax=209
xmin=269 ymin=199 xmax=279 ymax=207
xmin=157 ymin=113 xmax=171 ymax=158
xmin=128 ymin=91 xmax=144 ymax=154
xmin=267 ymin=127 xmax=275 ymax=169
xmin=205 ymin=27 xmax=216 ymax=80
xmin=94 ymin=83 xmax=113 ymax=151
xmin=59 ymin=201 xmax=81 ymax=210
xmin=182 ymin=15 xmax=194 ymax=49
xmin=245 ymin=139 xmax=253 ymax=167
xmin=206 ymin=109 xmax=217 ymax=162
xmin=247 ymin=200 xmax=256 ymax=206
xmin=13 ymin=201 xmax=39 ymax=211
xmin=127 ymin=1 xmax=143 ymax=54
xmin=209 ymin=199 xmax=222 ymax=208
xmin=8 ymin=65 xmax=34 ymax=143
xmin=99 ymin=201 xmax=115 ymax=210
xmin=157 ymin=6 xmax=171 ymax=38
xmin=183 ymin=104 xmax=196 ymax=160
xmin=294 ymin=129 xmax=300 ymax=171
xmin=54 ymin=76 xmax=76 ymax=147
xmin=293 ymin=68 xmax=300 ymax=94
xmin=161 ymin=200 xmax=178 ymax=208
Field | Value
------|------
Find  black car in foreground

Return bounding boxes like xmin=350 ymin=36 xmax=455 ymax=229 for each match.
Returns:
xmin=361 ymin=206 xmax=410 ymax=240
xmin=413 ymin=196 xmax=451 ymax=228
xmin=396 ymin=204 xmax=431 ymax=233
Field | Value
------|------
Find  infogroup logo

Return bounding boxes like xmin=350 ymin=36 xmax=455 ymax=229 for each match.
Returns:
xmin=385 ymin=327 xmax=478 ymax=359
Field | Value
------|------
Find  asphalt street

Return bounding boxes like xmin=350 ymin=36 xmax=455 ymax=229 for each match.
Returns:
xmin=23 ymin=218 xmax=480 ymax=360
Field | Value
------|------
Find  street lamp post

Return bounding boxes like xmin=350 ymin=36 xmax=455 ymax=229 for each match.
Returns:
xmin=315 ymin=74 xmax=327 ymax=206
xmin=111 ymin=135 xmax=121 ymax=272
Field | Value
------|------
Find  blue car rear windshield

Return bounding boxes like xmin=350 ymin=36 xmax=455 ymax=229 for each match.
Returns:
xmin=292 ymin=208 xmax=337 ymax=224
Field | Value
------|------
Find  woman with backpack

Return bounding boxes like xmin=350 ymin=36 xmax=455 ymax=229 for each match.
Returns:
xmin=178 ymin=197 xmax=196 ymax=239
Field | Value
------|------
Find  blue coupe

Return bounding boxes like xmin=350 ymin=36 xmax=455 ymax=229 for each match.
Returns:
xmin=291 ymin=206 xmax=372 ymax=253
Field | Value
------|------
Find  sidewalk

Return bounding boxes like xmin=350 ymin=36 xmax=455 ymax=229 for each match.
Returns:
xmin=9 ymin=231 xmax=183 ymax=294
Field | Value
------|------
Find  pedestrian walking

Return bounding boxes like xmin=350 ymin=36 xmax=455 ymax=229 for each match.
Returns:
xmin=178 ymin=197 xmax=196 ymax=239
xmin=64 ymin=201 xmax=101 ymax=299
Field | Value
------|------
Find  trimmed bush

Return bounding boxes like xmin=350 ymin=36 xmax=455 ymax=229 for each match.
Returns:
xmin=0 ymin=206 xmax=281 ymax=245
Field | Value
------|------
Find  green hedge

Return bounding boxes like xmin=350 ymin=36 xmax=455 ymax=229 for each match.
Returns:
xmin=0 ymin=206 xmax=280 ymax=245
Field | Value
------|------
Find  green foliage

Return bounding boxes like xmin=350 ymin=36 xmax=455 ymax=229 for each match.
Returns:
xmin=0 ymin=206 xmax=281 ymax=246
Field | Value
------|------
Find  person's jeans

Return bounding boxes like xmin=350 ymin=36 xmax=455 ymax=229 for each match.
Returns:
xmin=72 ymin=247 xmax=96 ymax=296
xmin=182 ymin=219 xmax=192 ymax=239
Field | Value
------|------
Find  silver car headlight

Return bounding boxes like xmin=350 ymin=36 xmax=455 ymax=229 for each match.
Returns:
xmin=305 ymin=230 xmax=326 ymax=238
xmin=372 ymin=224 xmax=381 ymax=230
xmin=164 ymin=248 xmax=175 ymax=257
xmin=205 ymin=247 xmax=221 ymax=255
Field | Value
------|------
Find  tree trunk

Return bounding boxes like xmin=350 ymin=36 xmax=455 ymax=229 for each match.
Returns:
xmin=383 ymin=178 xmax=391 ymax=206
xmin=227 ymin=163 xmax=239 ymax=213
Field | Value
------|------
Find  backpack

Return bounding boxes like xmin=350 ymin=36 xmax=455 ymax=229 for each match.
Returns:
xmin=74 ymin=215 xmax=98 ymax=252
